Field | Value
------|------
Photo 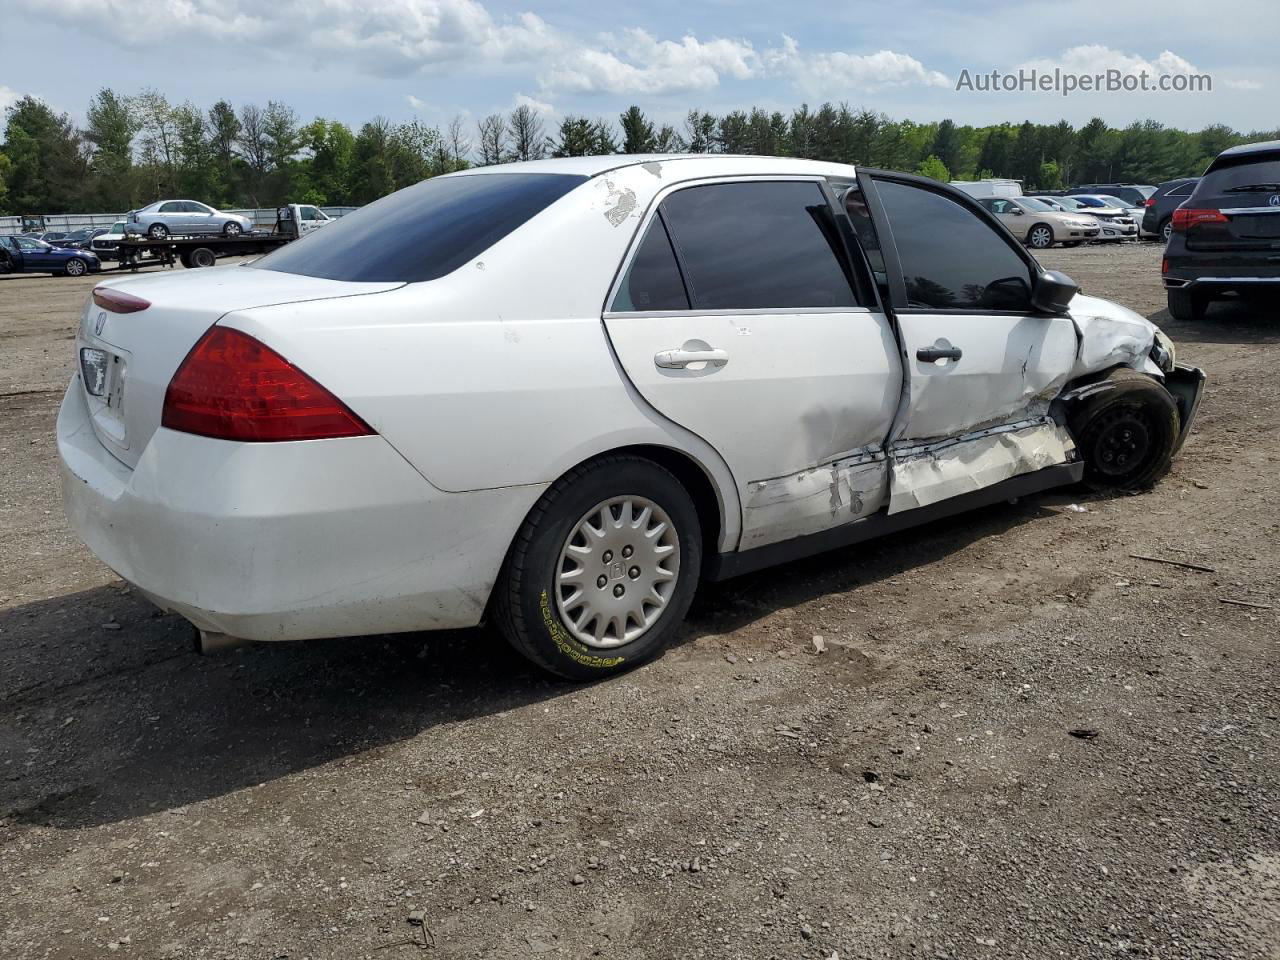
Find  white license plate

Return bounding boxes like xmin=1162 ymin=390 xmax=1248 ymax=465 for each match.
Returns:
xmin=80 ymin=347 xmax=108 ymax=396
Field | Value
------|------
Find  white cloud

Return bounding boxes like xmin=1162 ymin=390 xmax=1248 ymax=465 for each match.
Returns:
xmin=1018 ymin=45 xmax=1203 ymax=79
xmin=0 ymin=85 xmax=21 ymax=114
xmin=406 ymin=94 xmax=430 ymax=110
xmin=514 ymin=92 xmax=554 ymax=114
xmin=764 ymin=35 xmax=950 ymax=97
xmin=540 ymin=29 xmax=757 ymax=96
xmin=15 ymin=0 xmax=564 ymax=77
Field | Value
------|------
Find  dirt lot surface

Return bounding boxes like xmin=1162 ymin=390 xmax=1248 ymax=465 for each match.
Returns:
xmin=2 ymin=247 xmax=1279 ymax=959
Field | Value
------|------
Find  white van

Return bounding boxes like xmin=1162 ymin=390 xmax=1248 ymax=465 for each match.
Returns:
xmin=950 ymin=178 xmax=1024 ymax=199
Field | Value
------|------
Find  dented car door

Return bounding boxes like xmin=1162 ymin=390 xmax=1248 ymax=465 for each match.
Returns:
xmin=855 ymin=173 xmax=1078 ymax=513
xmin=603 ymin=178 xmax=902 ymax=550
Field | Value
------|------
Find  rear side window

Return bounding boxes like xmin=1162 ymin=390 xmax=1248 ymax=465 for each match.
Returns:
xmin=659 ymin=181 xmax=860 ymax=310
xmin=253 ymin=173 xmax=586 ymax=283
xmin=612 ymin=217 xmax=689 ymax=311
xmin=1169 ymin=182 xmax=1195 ymax=197
xmin=874 ymin=179 xmax=1033 ymax=312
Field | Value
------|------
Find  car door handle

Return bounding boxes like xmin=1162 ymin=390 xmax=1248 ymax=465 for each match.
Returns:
xmin=916 ymin=345 xmax=962 ymax=363
xmin=654 ymin=347 xmax=729 ymax=369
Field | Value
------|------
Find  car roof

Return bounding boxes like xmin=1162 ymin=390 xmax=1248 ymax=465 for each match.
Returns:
xmin=442 ymin=154 xmax=859 ymax=181
xmin=1214 ymin=139 xmax=1280 ymax=160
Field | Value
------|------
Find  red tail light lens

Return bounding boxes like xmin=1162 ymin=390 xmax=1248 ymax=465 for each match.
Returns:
xmin=162 ymin=326 xmax=373 ymax=442
xmin=1144 ymin=196 xmax=1156 ymax=207
xmin=92 ymin=286 xmax=150 ymax=313
xmin=1171 ymin=208 xmax=1227 ymax=232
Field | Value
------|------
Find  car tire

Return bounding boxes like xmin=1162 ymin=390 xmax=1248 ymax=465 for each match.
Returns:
xmin=189 ymin=247 xmax=217 ymax=268
xmin=1027 ymin=224 xmax=1054 ymax=249
xmin=1160 ymin=218 xmax=1173 ymax=243
xmin=64 ymin=257 xmax=88 ymax=277
xmin=148 ymin=223 xmax=169 ymax=240
xmin=1069 ymin=368 xmax=1180 ymax=491
xmin=493 ymin=455 xmax=702 ymax=680
xmin=1167 ymin=287 xmax=1207 ymax=322
xmin=223 ymin=221 xmax=243 ymax=237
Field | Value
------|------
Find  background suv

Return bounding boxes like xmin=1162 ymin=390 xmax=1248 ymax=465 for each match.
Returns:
xmin=1143 ymin=178 xmax=1199 ymax=242
xmin=1067 ymin=183 xmax=1157 ymax=208
xmin=126 ymin=200 xmax=253 ymax=240
xmin=1164 ymin=140 xmax=1280 ymax=320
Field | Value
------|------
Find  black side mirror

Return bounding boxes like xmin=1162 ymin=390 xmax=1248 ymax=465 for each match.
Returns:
xmin=1032 ymin=269 xmax=1078 ymax=314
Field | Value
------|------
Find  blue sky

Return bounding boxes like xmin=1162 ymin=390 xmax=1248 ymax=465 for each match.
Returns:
xmin=6 ymin=0 xmax=1275 ymax=137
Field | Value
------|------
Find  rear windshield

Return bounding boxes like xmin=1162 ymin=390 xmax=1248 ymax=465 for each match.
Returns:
xmin=253 ymin=173 xmax=586 ymax=283
xmin=1198 ymin=159 xmax=1280 ymax=196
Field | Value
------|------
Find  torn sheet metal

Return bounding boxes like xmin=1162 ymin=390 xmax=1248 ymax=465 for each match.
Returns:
xmin=740 ymin=448 xmax=888 ymax=550
xmin=887 ymin=418 xmax=1076 ymax=514
xmin=1067 ymin=294 xmax=1156 ymax=378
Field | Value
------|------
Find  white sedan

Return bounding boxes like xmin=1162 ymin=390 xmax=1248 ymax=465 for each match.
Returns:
xmin=58 ymin=155 xmax=1204 ymax=678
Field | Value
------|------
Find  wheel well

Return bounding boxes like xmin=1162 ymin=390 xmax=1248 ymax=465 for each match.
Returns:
xmin=1030 ymin=221 xmax=1053 ymax=237
xmin=604 ymin=445 xmax=724 ymax=573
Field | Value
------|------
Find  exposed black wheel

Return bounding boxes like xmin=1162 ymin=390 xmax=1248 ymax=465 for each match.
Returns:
xmin=493 ymin=455 xmax=702 ymax=680
xmin=1167 ymin=287 xmax=1207 ymax=322
xmin=64 ymin=257 xmax=88 ymax=277
xmin=1027 ymin=223 xmax=1054 ymax=249
xmin=148 ymin=222 xmax=169 ymax=240
xmin=222 ymin=221 xmax=243 ymax=237
xmin=1069 ymin=369 xmax=1179 ymax=491
xmin=189 ymin=246 xmax=217 ymax=268
xmin=1160 ymin=218 xmax=1173 ymax=243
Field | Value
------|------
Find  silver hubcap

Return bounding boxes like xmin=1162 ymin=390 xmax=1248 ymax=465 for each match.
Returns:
xmin=554 ymin=496 xmax=680 ymax=649
xmin=1031 ymin=228 xmax=1051 ymax=247
xmin=67 ymin=260 xmax=84 ymax=275
xmin=226 ymin=224 xmax=240 ymax=235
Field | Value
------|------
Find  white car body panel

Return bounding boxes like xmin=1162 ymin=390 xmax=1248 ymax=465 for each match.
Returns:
xmin=56 ymin=154 xmax=1175 ymax=643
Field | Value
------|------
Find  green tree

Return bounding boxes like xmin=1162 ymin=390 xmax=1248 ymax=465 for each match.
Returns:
xmin=2 ymin=96 xmax=88 ymax=212
xmin=916 ymin=154 xmax=951 ymax=181
xmin=301 ymin=118 xmax=355 ymax=204
xmin=619 ymin=105 xmax=655 ymax=154
xmin=551 ymin=116 xmax=597 ymax=157
xmin=84 ymin=88 xmax=139 ymax=208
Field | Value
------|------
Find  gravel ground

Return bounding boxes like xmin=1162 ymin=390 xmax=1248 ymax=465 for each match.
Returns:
xmin=2 ymin=245 xmax=1279 ymax=960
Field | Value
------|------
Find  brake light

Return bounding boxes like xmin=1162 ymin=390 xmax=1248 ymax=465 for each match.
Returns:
xmin=1161 ymin=257 xmax=1168 ymax=275
xmin=1171 ymin=208 xmax=1228 ymax=231
xmin=92 ymin=286 xmax=150 ymax=313
xmin=1144 ymin=196 xmax=1156 ymax=207
xmin=162 ymin=326 xmax=373 ymax=442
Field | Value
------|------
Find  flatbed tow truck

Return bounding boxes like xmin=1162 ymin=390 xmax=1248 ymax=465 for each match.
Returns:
xmin=113 ymin=204 xmax=330 ymax=271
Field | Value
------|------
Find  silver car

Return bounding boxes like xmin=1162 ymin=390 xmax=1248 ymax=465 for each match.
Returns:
xmin=1033 ymin=196 xmax=1137 ymax=242
xmin=125 ymin=200 xmax=253 ymax=240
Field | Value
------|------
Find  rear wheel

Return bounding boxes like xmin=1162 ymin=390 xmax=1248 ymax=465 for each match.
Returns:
xmin=1160 ymin=218 xmax=1173 ymax=243
xmin=1069 ymin=369 xmax=1179 ymax=490
xmin=1027 ymin=224 xmax=1054 ymax=249
xmin=189 ymin=246 xmax=217 ymax=268
xmin=493 ymin=455 xmax=702 ymax=680
xmin=1167 ymin=287 xmax=1207 ymax=322
xmin=148 ymin=223 xmax=169 ymax=240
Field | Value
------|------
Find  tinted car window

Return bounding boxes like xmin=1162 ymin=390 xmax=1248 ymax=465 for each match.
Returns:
xmin=874 ymin=179 xmax=1034 ymax=312
xmin=158 ymin=202 xmax=182 ymax=213
xmin=612 ymin=217 xmax=690 ymax=312
xmin=660 ymin=181 xmax=859 ymax=310
xmin=254 ymin=173 xmax=586 ymax=283
xmin=1198 ymin=159 xmax=1280 ymax=196
xmin=1169 ymin=182 xmax=1195 ymax=197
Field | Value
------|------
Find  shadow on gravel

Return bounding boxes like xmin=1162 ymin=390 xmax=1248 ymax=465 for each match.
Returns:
xmin=0 ymin=490 xmax=1087 ymax=831
xmin=0 ymin=586 xmax=558 ymax=830
xmin=1154 ymin=295 xmax=1280 ymax=346
xmin=685 ymin=494 xmax=1066 ymax=642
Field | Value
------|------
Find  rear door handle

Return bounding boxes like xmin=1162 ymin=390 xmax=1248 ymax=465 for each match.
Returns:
xmin=916 ymin=345 xmax=962 ymax=363
xmin=654 ymin=347 xmax=729 ymax=369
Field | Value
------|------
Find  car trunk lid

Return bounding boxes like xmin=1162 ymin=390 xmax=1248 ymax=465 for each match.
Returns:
xmin=76 ymin=266 xmax=402 ymax=468
xmin=1184 ymin=156 xmax=1280 ymax=252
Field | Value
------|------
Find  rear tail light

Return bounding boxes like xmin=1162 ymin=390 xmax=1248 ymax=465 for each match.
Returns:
xmin=92 ymin=286 xmax=150 ymax=313
xmin=1171 ymin=208 xmax=1228 ymax=232
xmin=162 ymin=326 xmax=373 ymax=442
xmin=1161 ymin=257 xmax=1168 ymax=275
xmin=1144 ymin=196 xmax=1156 ymax=207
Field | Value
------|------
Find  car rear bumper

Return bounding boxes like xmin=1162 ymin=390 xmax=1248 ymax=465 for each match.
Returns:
xmin=57 ymin=380 xmax=545 ymax=641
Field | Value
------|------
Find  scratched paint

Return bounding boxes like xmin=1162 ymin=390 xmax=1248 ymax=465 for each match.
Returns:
xmin=602 ymin=180 xmax=637 ymax=227
xmin=740 ymin=449 xmax=888 ymax=550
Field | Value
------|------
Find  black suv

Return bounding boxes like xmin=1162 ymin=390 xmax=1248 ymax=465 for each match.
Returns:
xmin=1067 ymin=183 xmax=1157 ymax=208
xmin=1163 ymin=141 xmax=1280 ymax=321
xmin=1142 ymin=178 xmax=1199 ymax=242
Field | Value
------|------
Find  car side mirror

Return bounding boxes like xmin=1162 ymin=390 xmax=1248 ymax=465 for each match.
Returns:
xmin=1011 ymin=207 xmax=1025 ymax=215
xmin=1032 ymin=270 xmax=1078 ymax=314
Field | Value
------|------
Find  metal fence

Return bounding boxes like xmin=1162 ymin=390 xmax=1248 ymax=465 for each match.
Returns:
xmin=0 ymin=206 xmax=359 ymax=235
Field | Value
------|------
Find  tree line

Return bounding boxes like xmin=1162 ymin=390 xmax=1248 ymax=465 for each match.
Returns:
xmin=2 ymin=88 xmax=1275 ymax=214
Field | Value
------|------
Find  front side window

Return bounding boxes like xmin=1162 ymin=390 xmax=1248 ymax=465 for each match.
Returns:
xmin=874 ymin=179 xmax=1034 ymax=312
xmin=158 ymin=202 xmax=182 ymax=213
xmin=254 ymin=173 xmax=586 ymax=283
xmin=611 ymin=216 xmax=689 ymax=312
xmin=659 ymin=181 xmax=859 ymax=310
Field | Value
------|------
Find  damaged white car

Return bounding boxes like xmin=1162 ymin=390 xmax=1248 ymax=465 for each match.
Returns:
xmin=58 ymin=156 xmax=1205 ymax=679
